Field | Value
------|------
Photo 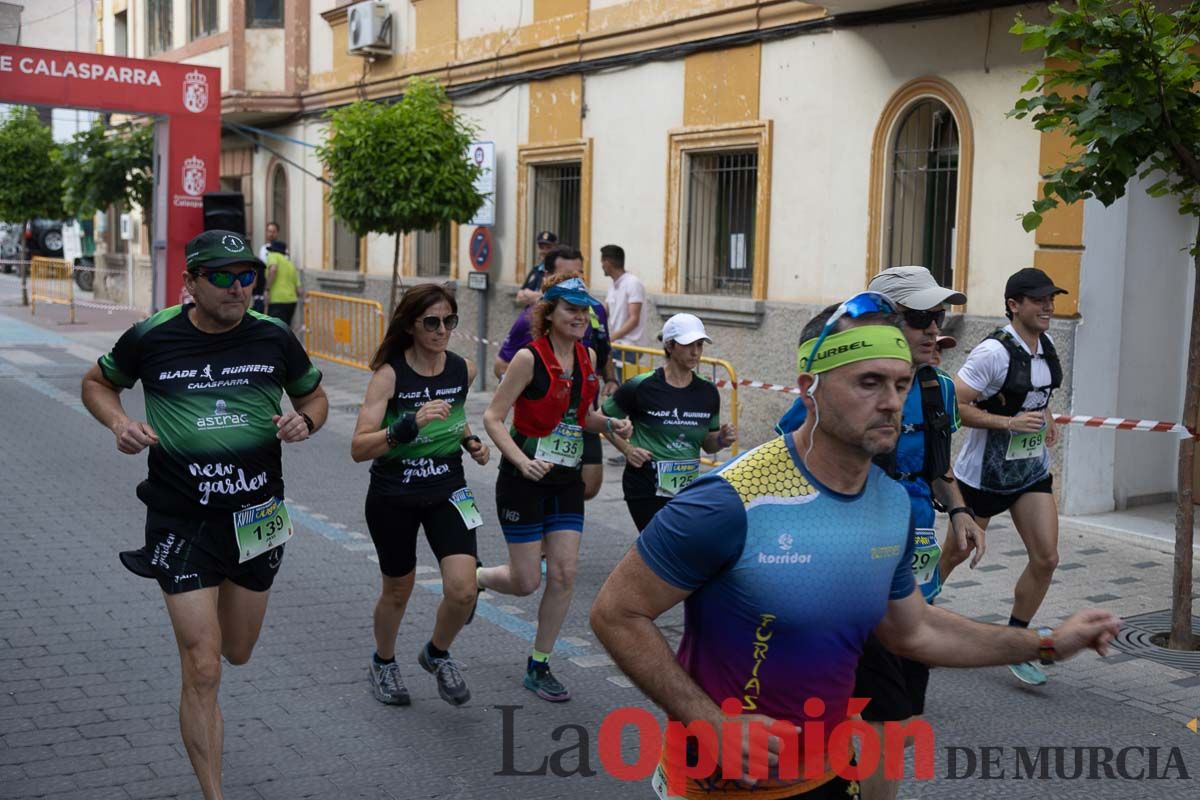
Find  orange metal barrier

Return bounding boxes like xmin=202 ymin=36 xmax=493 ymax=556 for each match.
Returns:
xmin=303 ymin=291 xmax=385 ymax=371
xmin=30 ymin=257 xmax=74 ymax=323
xmin=612 ymin=343 xmax=740 ymax=464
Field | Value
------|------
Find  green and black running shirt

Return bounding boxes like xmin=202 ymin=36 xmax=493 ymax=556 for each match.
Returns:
xmin=97 ymin=305 xmax=323 ymax=514
xmin=602 ymin=367 xmax=721 ymax=500
xmin=370 ymin=351 xmax=470 ymax=499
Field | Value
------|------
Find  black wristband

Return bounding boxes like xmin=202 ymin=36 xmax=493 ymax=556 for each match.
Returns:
xmin=387 ymin=413 xmax=419 ymax=446
xmin=301 ymin=412 xmax=315 ymax=434
xmin=461 ymin=434 xmax=482 ymax=452
xmin=948 ymin=506 xmax=974 ymax=520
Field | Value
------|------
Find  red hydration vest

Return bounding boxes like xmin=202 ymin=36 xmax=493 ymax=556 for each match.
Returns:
xmin=512 ymin=337 xmax=597 ymax=438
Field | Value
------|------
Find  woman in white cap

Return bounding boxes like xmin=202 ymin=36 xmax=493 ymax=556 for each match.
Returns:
xmin=602 ymin=313 xmax=736 ymax=531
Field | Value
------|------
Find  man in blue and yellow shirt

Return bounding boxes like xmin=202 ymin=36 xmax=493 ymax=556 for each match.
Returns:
xmin=591 ymin=295 xmax=1120 ymax=800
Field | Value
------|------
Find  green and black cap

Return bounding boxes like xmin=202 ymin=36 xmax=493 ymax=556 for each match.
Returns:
xmin=185 ymin=230 xmax=264 ymax=271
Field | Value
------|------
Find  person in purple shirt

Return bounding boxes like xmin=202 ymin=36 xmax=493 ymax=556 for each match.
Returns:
xmin=495 ymin=246 xmax=615 ymax=501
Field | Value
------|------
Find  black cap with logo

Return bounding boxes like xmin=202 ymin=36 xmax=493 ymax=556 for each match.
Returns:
xmin=1005 ymin=267 xmax=1068 ymax=300
xmin=185 ymin=230 xmax=264 ymax=271
xmin=536 ymin=231 xmax=558 ymax=246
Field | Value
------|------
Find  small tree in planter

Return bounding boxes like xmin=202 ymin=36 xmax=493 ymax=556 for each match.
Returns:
xmin=316 ymin=79 xmax=485 ymax=314
xmin=1011 ymin=0 xmax=1200 ymax=649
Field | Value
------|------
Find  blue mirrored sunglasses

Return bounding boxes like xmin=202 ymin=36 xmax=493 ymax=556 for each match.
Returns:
xmin=195 ymin=269 xmax=257 ymax=289
xmin=802 ymin=291 xmax=899 ymax=372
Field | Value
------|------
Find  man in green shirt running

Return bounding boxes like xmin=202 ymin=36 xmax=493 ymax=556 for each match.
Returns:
xmin=81 ymin=230 xmax=328 ymax=800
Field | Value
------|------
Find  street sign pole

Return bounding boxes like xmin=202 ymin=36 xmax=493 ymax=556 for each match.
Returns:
xmin=468 ymin=227 xmax=494 ymax=392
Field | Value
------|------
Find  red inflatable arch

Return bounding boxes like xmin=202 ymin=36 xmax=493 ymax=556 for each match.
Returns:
xmin=0 ymin=44 xmax=221 ymax=310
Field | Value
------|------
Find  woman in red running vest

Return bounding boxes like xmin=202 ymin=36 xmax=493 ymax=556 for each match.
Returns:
xmin=479 ymin=274 xmax=632 ymax=702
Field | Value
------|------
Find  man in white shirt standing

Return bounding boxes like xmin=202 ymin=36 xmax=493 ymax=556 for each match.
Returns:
xmin=258 ymin=221 xmax=280 ymax=264
xmin=601 ymin=244 xmax=646 ymax=387
xmin=940 ymin=267 xmax=1067 ymax=688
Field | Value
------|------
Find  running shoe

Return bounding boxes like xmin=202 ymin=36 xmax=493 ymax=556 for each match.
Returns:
xmin=419 ymin=647 xmax=471 ymax=706
xmin=466 ymin=558 xmax=482 ymax=625
xmin=1009 ymin=661 xmax=1047 ymax=686
xmin=368 ymin=657 xmax=411 ymax=705
xmin=524 ymin=659 xmax=571 ymax=702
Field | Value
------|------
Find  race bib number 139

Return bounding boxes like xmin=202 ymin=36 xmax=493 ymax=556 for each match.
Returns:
xmin=232 ymin=497 xmax=293 ymax=564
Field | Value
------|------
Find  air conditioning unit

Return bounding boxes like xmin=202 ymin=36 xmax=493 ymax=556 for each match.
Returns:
xmin=347 ymin=1 xmax=393 ymax=57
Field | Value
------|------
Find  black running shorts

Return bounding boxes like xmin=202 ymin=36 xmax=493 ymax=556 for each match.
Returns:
xmin=145 ymin=508 xmax=284 ymax=595
xmin=364 ymin=489 xmax=478 ymax=577
xmin=853 ymin=632 xmax=931 ymax=721
xmin=959 ymin=474 xmax=1053 ymax=520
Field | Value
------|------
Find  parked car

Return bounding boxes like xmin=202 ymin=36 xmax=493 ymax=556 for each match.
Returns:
xmin=22 ymin=219 xmax=96 ymax=290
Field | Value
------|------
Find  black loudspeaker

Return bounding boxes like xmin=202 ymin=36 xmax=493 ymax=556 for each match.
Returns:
xmin=202 ymin=192 xmax=246 ymax=235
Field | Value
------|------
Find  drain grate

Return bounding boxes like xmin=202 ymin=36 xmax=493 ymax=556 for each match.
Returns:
xmin=1111 ymin=609 xmax=1200 ymax=672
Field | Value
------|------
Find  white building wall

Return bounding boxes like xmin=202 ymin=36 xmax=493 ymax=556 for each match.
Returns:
xmin=582 ymin=59 xmax=684 ymax=292
xmin=455 ymin=83 xmax=528 ymax=284
xmin=1063 ymin=194 xmax=1128 ymax=515
xmin=245 ymin=29 xmax=286 ymax=93
xmin=1112 ymin=177 xmax=1193 ymax=506
xmin=310 ymin=0 xmax=335 ymax=75
xmin=457 ymin=0 xmax=534 ymax=41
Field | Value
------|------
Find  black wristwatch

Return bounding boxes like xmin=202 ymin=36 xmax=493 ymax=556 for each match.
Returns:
xmin=461 ymin=434 xmax=482 ymax=452
xmin=301 ymin=412 xmax=315 ymax=434
xmin=948 ymin=506 xmax=974 ymax=520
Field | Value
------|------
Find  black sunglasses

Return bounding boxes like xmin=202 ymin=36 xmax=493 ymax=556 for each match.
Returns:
xmin=193 ymin=269 xmax=257 ymax=289
xmin=421 ymin=314 xmax=459 ymax=332
xmin=903 ymin=308 xmax=947 ymax=330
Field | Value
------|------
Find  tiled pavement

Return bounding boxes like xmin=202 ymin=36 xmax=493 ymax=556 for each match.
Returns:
xmin=2 ymin=291 xmax=1198 ymax=799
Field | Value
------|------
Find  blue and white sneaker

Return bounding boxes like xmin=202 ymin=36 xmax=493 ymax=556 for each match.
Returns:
xmin=524 ymin=659 xmax=571 ymax=702
xmin=1009 ymin=661 xmax=1047 ymax=686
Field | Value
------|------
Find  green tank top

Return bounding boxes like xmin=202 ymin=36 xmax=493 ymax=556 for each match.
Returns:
xmin=369 ymin=351 xmax=469 ymax=498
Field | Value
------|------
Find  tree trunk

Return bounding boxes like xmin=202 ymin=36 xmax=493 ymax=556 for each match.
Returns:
xmin=1169 ymin=222 xmax=1200 ymax=650
xmin=388 ymin=232 xmax=402 ymax=317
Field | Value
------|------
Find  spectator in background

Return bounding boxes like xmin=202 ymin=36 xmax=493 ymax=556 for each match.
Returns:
xmin=601 ymin=244 xmax=645 ymax=387
xmin=515 ymin=231 xmax=558 ymax=306
xmin=265 ymin=241 xmax=303 ymax=328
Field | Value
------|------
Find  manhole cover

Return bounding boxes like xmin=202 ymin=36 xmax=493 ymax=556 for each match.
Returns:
xmin=1111 ymin=609 xmax=1200 ymax=672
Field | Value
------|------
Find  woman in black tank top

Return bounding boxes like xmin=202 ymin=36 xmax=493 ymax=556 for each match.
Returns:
xmin=350 ymin=285 xmax=490 ymax=707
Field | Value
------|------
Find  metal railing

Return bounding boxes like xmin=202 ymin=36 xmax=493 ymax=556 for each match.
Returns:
xmin=303 ymin=290 xmax=385 ymax=371
xmin=30 ymin=257 xmax=75 ymax=323
xmin=611 ymin=342 xmax=740 ymax=465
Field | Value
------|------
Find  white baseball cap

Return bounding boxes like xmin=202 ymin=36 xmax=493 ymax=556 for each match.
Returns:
xmin=868 ymin=266 xmax=966 ymax=309
xmin=658 ymin=313 xmax=712 ymax=345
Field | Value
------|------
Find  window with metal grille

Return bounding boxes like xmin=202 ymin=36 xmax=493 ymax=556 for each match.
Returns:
xmin=146 ymin=0 xmax=172 ymax=56
xmin=247 ymin=0 xmax=284 ymax=28
xmin=885 ymin=99 xmax=959 ymax=289
xmin=530 ymin=162 xmax=581 ymax=262
xmin=189 ymin=0 xmax=218 ymax=41
xmin=331 ymin=217 xmax=359 ymax=271
xmin=683 ymin=150 xmax=757 ymax=296
xmin=414 ymin=225 xmax=451 ymax=277
xmin=270 ymin=166 xmax=288 ymax=241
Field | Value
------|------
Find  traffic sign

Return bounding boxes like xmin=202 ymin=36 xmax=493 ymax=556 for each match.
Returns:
xmin=467 ymin=141 xmax=496 ymax=227
xmin=469 ymin=226 xmax=493 ymax=271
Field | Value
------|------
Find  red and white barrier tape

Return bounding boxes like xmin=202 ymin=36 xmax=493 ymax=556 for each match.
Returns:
xmin=451 ymin=330 xmax=504 ymax=348
xmin=452 ymin=330 xmax=1195 ymax=437
xmin=1051 ymin=415 xmax=1196 ymax=438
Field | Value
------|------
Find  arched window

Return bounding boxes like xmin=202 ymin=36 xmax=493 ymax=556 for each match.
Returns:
xmin=868 ymin=78 xmax=973 ymax=298
xmin=269 ymin=164 xmax=288 ymax=241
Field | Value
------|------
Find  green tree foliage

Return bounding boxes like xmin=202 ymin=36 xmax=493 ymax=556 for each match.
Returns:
xmin=61 ymin=118 xmax=153 ymax=222
xmin=316 ymin=79 xmax=486 ymax=312
xmin=0 ymin=106 xmax=65 ymax=222
xmin=1011 ymin=0 xmax=1200 ymax=650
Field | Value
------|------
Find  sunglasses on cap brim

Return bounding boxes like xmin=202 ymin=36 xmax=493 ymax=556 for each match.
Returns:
xmin=802 ymin=291 xmax=898 ymax=373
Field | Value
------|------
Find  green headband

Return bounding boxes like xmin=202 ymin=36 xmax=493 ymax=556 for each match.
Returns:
xmin=797 ymin=325 xmax=913 ymax=375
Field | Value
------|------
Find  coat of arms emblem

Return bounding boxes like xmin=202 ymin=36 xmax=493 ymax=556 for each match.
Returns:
xmin=182 ymin=156 xmax=206 ymax=197
xmin=183 ymin=69 xmax=209 ymax=113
